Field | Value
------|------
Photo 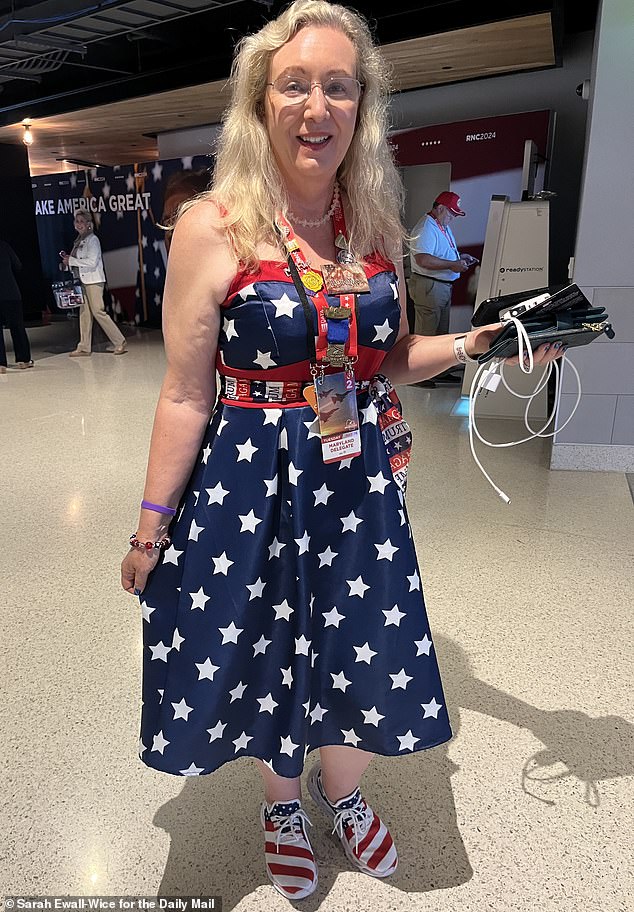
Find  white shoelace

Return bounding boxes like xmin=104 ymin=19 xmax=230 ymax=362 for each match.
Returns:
xmin=331 ymin=800 xmax=373 ymax=852
xmin=270 ymin=807 xmax=313 ymax=850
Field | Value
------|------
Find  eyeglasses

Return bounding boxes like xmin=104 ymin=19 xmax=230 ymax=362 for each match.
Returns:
xmin=267 ymin=75 xmax=363 ymax=104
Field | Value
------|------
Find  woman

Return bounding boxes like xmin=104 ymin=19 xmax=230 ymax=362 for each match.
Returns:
xmin=0 ymin=238 xmax=33 ymax=371
xmin=61 ymin=210 xmax=127 ymax=357
xmin=121 ymin=0 xmax=564 ymax=899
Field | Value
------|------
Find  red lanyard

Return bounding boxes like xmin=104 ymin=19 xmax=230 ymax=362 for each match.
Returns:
xmin=428 ymin=213 xmax=457 ymax=252
xmin=276 ymin=207 xmax=358 ymax=368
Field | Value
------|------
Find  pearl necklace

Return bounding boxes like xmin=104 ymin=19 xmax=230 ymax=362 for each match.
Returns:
xmin=288 ymin=182 xmax=340 ymax=229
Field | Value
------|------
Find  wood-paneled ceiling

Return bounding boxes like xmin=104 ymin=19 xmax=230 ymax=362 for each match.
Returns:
xmin=1 ymin=13 xmax=557 ymax=175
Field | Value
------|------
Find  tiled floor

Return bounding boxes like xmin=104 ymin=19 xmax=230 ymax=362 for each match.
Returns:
xmin=2 ymin=322 xmax=633 ymax=911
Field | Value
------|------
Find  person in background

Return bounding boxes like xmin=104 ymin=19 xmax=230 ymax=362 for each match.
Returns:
xmin=407 ymin=191 xmax=478 ymax=387
xmin=61 ymin=209 xmax=127 ymax=357
xmin=0 ymin=238 xmax=33 ymax=372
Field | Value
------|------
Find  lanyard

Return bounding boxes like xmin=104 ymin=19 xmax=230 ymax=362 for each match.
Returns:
xmin=276 ymin=208 xmax=358 ymax=374
xmin=428 ymin=213 xmax=457 ymax=252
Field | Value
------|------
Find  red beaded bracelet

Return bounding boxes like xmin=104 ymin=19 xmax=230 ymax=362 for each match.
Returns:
xmin=129 ymin=533 xmax=171 ymax=552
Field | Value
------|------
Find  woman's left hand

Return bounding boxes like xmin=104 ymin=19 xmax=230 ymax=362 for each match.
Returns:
xmin=61 ymin=255 xmax=70 ymax=268
xmin=465 ymin=323 xmax=566 ymax=367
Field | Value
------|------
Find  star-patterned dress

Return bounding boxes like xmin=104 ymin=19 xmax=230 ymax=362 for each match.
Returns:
xmin=138 ymin=253 xmax=452 ymax=778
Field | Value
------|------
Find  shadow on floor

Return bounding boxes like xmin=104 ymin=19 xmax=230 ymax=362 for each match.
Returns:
xmin=149 ymin=634 xmax=634 ymax=905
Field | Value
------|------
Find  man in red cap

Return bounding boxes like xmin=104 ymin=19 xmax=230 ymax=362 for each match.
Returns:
xmin=407 ymin=191 xmax=478 ymax=386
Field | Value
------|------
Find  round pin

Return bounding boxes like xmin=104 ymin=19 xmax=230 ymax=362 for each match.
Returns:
xmin=302 ymin=271 xmax=323 ymax=292
xmin=336 ymin=249 xmax=356 ymax=265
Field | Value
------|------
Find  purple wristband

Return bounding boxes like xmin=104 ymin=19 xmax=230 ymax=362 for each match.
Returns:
xmin=141 ymin=499 xmax=177 ymax=516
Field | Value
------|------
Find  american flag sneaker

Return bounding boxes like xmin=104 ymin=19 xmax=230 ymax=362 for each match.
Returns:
xmin=307 ymin=763 xmax=398 ymax=878
xmin=260 ymin=799 xmax=318 ymax=899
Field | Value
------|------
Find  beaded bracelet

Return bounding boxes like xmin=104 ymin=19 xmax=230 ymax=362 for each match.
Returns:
xmin=130 ymin=533 xmax=172 ymax=552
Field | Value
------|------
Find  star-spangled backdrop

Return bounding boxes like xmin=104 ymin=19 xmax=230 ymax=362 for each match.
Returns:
xmin=31 ymin=154 xmax=212 ymax=326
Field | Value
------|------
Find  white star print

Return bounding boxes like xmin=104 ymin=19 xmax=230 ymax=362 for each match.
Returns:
xmin=338 ymin=457 xmax=354 ymax=469
xmin=223 ymin=317 xmax=238 ymax=341
xmin=233 ymin=731 xmax=254 ymax=752
xmin=368 ymin=472 xmax=390 ymax=494
xmin=280 ymin=735 xmax=299 ymax=757
xmin=257 ymin=693 xmax=279 ymax=714
xmin=262 ymin=408 xmax=282 ymax=426
xmin=390 ymin=281 xmax=399 ymax=299
xmin=151 ymin=731 xmax=170 ymax=754
xmin=219 ymin=621 xmax=243 ymax=645
xmin=253 ymin=350 xmax=276 ymax=369
xmin=383 ymin=604 xmax=406 ymax=627
xmin=398 ymin=730 xmax=420 ymax=751
xmin=172 ymin=628 xmax=185 ymax=651
xmin=271 ymin=292 xmax=299 ymax=318
xmin=281 ymin=666 xmax=293 ymax=688
xmin=229 ymin=681 xmax=248 ymax=702
xmin=317 ymin=546 xmax=338 ymax=567
xmin=360 ymin=403 xmax=378 ymax=425
xmin=193 ymin=491 xmax=200 ymax=505
xmin=141 ymin=234 xmax=147 ymax=248
xmin=172 ymin=698 xmax=194 ymax=721
xmin=149 ymin=641 xmax=171 ymax=662
xmin=236 ymin=438 xmax=258 ymax=462
xmin=207 ymin=720 xmax=226 ymax=742
xmin=206 ymin=482 xmax=229 ymax=505
xmin=304 ymin=416 xmax=321 ymax=439
xmin=238 ymin=509 xmax=262 ymax=534
xmin=313 ymin=483 xmax=334 ymax=506
xmin=408 ymin=570 xmax=421 ymax=591
xmin=162 ymin=545 xmax=183 ymax=566
xmin=398 ymin=508 xmax=406 ymax=526
xmin=302 ymin=700 xmax=310 ymax=717
xmin=253 ymin=634 xmax=272 ymax=656
xmin=415 ymin=634 xmax=433 ymax=656
xmin=341 ymin=510 xmax=363 ymax=533
xmin=390 ymin=668 xmax=413 ymax=690
xmin=353 ymin=642 xmax=377 ymax=664
xmin=372 ymin=319 xmax=393 ymax=343
xmin=188 ymin=519 xmax=204 ymax=542
xmin=295 ymin=635 xmax=311 ymax=656
xmin=310 ymin=703 xmax=328 ymax=723
xmin=151 ymin=161 xmax=163 ymax=182
xmin=201 ymin=444 xmax=212 ymax=464
xmin=342 ymin=728 xmax=362 ymax=747
xmin=246 ymin=577 xmax=266 ymax=600
xmin=288 ymin=462 xmax=303 ymax=485
xmin=375 ymin=539 xmax=399 ymax=561
xmin=180 ymin=762 xmax=205 ymax=776
xmin=273 ymin=598 xmax=293 ymax=620
xmin=264 ymin=475 xmax=278 ymax=498
xmin=216 ymin=417 xmax=228 ymax=435
xmin=238 ymin=283 xmax=258 ymax=300
xmin=362 ymin=706 xmax=385 ymax=727
xmin=295 ymin=531 xmax=310 ymax=554
xmin=269 ymin=537 xmax=286 ymax=559
xmin=311 ymin=649 xmax=319 ymax=667
xmin=323 ymin=606 xmax=345 ymax=627
xmin=421 ymin=697 xmax=443 ymax=719
xmin=189 ymin=587 xmax=210 ymax=611
xmin=141 ymin=600 xmax=155 ymax=623
xmin=331 ymin=671 xmax=352 ymax=692
xmin=196 ymin=658 xmax=220 ymax=681
xmin=212 ymin=551 xmax=234 ymax=575
xmin=347 ymin=575 xmax=370 ymax=598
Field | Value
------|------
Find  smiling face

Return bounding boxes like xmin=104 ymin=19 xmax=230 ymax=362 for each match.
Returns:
xmin=74 ymin=214 xmax=91 ymax=235
xmin=264 ymin=26 xmax=359 ymax=193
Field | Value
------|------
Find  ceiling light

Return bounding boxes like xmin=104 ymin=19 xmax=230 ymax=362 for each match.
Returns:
xmin=22 ymin=123 xmax=33 ymax=145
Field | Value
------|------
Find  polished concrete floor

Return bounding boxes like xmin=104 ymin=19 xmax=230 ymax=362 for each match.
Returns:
xmin=2 ymin=321 xmax=633 ymax=911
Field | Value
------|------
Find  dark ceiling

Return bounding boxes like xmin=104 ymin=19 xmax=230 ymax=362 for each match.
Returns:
xmin=0 ymin=0 xmax=598 ymax=128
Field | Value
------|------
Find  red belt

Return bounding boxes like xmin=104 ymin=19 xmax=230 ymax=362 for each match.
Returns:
xmin=219 ymin=375 xmax=371 ymax=408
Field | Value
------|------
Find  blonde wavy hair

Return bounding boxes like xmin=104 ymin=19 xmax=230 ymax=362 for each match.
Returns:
xmin=181 ymin=0 xmax=404 ymax=267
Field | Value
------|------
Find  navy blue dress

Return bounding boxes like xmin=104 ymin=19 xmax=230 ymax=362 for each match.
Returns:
xmin=138 ymin=254 xmax=452 ymax=778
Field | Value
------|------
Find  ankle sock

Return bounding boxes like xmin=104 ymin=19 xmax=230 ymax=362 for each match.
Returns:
xmin=317 ymin=769 xmax=361 ymax=811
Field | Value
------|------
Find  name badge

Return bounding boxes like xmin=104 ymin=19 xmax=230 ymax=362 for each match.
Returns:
xmin=314 ymin=371 xmax=361 ymax=464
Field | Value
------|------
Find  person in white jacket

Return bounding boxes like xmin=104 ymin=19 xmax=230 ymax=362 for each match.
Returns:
xmin=61 ymin=209 xmax=127 ymax=357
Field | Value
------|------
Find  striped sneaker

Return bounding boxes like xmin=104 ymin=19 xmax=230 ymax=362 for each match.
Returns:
xmin=307 ymin=763 xmax=398 ymax=878
xmin=260 ymin=799 xmax=318 ymax=899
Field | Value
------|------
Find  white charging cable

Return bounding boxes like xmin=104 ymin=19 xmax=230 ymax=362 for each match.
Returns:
xmin=468 ymin=317 xmax=582 ymax=503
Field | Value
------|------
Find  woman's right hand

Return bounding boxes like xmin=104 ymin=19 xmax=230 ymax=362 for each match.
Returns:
xmin=121 ymin=547 xmax=162 ymax=596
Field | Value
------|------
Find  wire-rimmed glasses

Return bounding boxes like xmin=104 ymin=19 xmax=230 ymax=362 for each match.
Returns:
xmin=267 ymin=75 xmax=363 ymax=104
